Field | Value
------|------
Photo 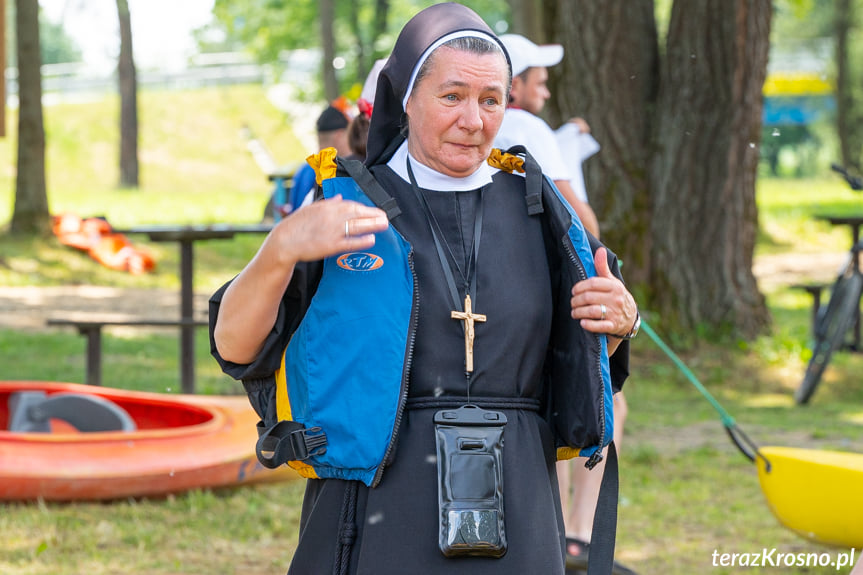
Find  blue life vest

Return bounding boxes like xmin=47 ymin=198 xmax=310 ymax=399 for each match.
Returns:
xmin=258 ymin=152 xmax=614 ymax=487
xmin=273 ymin=174 xmax=413 ymax=486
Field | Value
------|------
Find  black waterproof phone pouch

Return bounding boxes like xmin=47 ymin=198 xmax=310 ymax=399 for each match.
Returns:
xmin=433 ymin=404 xmax=507 ymax=558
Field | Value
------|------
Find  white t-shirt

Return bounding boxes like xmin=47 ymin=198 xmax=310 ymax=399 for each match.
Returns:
xmin=494 ymin=108 xmax=590 ymax=203
xmin=554 ymin=122 xmax=600 ymax=205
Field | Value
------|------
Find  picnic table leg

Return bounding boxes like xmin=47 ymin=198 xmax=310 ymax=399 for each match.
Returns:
xmin=809 ymin=287 xmax=822 ymax=340
xmin=179 ymin=239 xmax=195 ymax=394
xmin=78 ymin=325 xmax=102 ymax=387
xmin=853 ymin=224 xmax=862 ymax=351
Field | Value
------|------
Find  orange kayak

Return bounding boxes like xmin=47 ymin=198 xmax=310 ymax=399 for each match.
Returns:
xmin=0 ymin=381 xmax=295 ymax=501
xmin=52 ymin=213 xmax=156 ymax=275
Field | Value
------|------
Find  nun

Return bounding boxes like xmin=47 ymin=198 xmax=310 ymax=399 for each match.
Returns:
xmin=210 ymin=3 xmax=637 ymax=574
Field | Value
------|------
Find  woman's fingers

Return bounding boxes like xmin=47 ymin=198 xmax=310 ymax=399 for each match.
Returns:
xmin=345 ymin=212 xmax=389 ymax=239
xmin=570 ymin=278 xmax=637 ymax=336
xmin=571 ymin=302 xmax=617 ymax=333
xmin=571 ymin=279 xmax=627 ymax=309
xmin=277 ymin=197 xmax=389 ymax=263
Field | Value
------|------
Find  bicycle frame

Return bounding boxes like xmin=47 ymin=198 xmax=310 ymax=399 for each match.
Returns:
xmin=795 ymin=164 xmax=863 ymax=404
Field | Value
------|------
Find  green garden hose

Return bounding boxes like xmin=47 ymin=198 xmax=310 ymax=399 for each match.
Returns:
xmin=639 ymin=318 xmax=770 ymax=469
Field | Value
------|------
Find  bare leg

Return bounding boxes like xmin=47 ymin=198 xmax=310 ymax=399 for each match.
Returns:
xmin=851 ymin=553 xmax=863 ymax=575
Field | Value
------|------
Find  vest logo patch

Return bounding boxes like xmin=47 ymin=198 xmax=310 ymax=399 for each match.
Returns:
xmin=337 ymin=252 xmax=384 ymax=271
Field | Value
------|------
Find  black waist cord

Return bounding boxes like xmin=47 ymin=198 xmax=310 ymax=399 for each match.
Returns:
xmin=334 ymin=481 xmax=359 ymax=575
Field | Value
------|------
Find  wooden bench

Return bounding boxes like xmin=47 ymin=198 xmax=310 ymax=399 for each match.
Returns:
xmin=46 ymin=318 xmax=208 ymax=388
xmin=790 ymin=283 xmax=830 ymax=337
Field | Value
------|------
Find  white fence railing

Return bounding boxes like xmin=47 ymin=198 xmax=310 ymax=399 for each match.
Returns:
xmin=5 ymin=50 xmax=320 ymax=96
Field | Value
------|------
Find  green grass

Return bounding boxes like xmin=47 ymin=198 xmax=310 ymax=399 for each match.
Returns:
xmin=0 ymin=483 xmax=307 ymax=575
xmin=1 ymin=84 xmax=304 ymax=292
xmin=756 ymin=176 xmax=863 ymax=256
xmin=0 ymin=327 xmax=236 ymax=395
xmin=2 ymin=86 xmax=863 ymax=574
xmin=616 ymin=176 xmax=863 ymax=573
xmin=3 ymin=85 xmax=305 ymax=224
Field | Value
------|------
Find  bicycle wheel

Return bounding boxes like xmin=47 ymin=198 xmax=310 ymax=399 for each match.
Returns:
xmin=796 ymin=271 xmax=863 ymax=404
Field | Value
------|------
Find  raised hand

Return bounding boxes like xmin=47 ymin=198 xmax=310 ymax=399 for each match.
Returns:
xmin=272 ymin=195 xmax=389 ymax=267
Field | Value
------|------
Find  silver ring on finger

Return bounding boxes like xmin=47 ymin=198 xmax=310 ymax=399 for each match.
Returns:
xmin=345 ymin=220 xmax=350 ymax=238
xmin=600 ymin=303 xmax=607 ymax=321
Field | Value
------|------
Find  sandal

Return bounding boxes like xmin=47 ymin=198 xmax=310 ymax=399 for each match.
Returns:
xmin=565 ymin=537 xmax=590 ymax=571
xmin=564 ymin=536 xmax=639 ymax=575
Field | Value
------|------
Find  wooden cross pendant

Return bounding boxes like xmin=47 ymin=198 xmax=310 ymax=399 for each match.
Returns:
xmin=451 ymin=294 xmax=486 ymax=373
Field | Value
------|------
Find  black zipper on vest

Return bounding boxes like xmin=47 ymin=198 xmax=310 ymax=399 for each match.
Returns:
xmin=562 ymin=235 xmax=607 ymax=471
xmin=372 ymin=248 xmax=418 ymax=488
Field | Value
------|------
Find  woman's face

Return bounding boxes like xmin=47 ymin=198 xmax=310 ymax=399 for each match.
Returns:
xmin=405 ymin=47 xmax=509 ymax=178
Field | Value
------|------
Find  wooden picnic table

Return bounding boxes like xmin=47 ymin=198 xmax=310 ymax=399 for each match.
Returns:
xmin=115 ymin=224 xmax=272 ymax=392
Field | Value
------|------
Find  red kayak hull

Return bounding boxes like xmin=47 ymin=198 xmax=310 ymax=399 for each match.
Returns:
xmin=0 ymin=381 xmax=296 ymax=501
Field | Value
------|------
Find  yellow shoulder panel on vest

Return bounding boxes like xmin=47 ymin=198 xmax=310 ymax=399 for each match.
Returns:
xmin=275 ymin=349 xmax=319 ymax=479
xmin=556 ymin=446 xmax=581 ymax=461
xmin=307 ymin=147 xmax=339 ymax=185
xmin=487 ymin=148 xmax=525 ymax=174
xmin=275 ymin=352 xmax=292 ymax=421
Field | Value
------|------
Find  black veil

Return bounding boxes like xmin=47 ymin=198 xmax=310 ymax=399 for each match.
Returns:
xmin=364 ymin=2 xmax=510 ymax=167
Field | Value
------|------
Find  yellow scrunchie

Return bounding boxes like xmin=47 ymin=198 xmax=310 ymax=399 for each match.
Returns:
xmin=486 ymin=148 xmax=525 ymax=174
xmin=307 ymin=147 xmax=339 ymax=185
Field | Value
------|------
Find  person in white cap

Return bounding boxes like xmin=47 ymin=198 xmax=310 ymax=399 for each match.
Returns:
xmin=495 ymin=33 xmax=636 ymax=575
xmin=494 ymin=33 xmax=600 ymax=238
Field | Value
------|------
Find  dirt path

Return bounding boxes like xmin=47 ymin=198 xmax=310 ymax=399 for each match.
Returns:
xmin=752 ymin=250 xmax=846 ymax=291
xmin=629 ymin=420 xmax=863 ymax=456
xmin=0 ymin=250 xmax=846 ymax=332
xmin=0 ymin=285 xmax=210 ymax=331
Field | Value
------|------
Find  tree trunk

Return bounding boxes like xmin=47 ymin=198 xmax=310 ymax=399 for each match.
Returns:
xmin=320 ymin=0 xmax=338 ymax=101
xmin=545 ymin=0 xmax=771 ymax=339
xmin=0 ymin=0 xmax=6 ymax=138
xmin=10 ymin=0 xmax=49 ymax=235
xmin=373 ymin=0 xmax=389 ymax=44
xmin=349 ymin=0 xmax=366 ymax=84
xmin=117 ymin=0 xmax=139 ymax=188
xmin=506 ymin=0 xmax=544 ymax=42
xmin=544 ymin=0 xmax=658 ymax=285
xmin=835 ymin=0 xmax=860 ymax=171
xmin=649 ymin=0 xmax=771 ymax=338
xmin=370 ymin=0 xmax=390 ymax=68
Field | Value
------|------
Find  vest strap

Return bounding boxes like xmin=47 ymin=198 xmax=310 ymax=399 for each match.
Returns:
xmin=501 ymin=145 xmax=544 ymax=216
xmin=255 ymin=420 xmax=328 ymax=469
xmin=586 ymin=441 xmax=619 ymax=575
xmin=338 ymin=158 xmax=402 ymax=220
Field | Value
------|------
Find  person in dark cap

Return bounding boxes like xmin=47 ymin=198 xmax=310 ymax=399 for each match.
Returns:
xmin=268 ymin=104 xmax=352 ymax=220
xmin=291 ymin=104 xmax=351 ymax=210
xmin=210 ymin=3 xmax=637 ymax=574
xmin=317 ymin=104 xmax=351 ymax=134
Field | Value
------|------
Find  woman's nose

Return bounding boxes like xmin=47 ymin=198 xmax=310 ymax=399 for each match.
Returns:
xmin=458 ymin=100 xmax=483 ymax=131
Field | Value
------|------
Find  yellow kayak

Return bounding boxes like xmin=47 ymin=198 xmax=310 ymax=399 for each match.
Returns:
xmin=756 ymin=446 xmax=863 ymax=548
